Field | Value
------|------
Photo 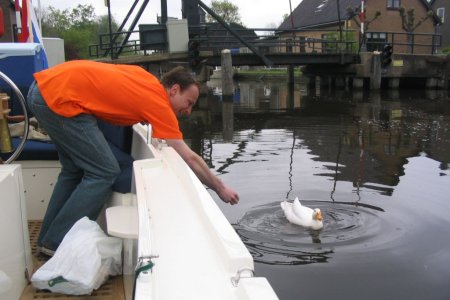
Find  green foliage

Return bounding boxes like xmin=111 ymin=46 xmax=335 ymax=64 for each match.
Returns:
xmin=41 ymin=4 xmax=119 ymax=60
xmin=235 ymin=68 xmax=302 ymax=77
xmin=60 ymin=28 xmax=92 ymax=60
xmin=322 ymin=30 xmax=358 ymax=53
xmin=440 ymin=47 xmax=450 ymax=54
xmin=206 ymin=0 xmax=242 ymax=25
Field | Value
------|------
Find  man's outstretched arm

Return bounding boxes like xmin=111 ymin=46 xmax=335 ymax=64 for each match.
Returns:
xmin=166 ymin=139 xmax=239 ymax=205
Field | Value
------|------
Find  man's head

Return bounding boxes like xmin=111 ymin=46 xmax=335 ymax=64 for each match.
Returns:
xmin=161 ymin=66 xmax=200 ymax=116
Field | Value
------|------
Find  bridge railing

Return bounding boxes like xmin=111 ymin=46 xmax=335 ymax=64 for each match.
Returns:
xmin=363 ymin=31 xmax=441 ymax=55
xmin=89 ymin=30 xmax=144 ymax=58
xmin=88 ymin=27 xmax=441 ymax=59
xmin=188 ymin=27 xmax=359 ymax=55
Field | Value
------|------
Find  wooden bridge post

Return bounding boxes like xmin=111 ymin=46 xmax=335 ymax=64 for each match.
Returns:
xmin=306 ymin=76 xmax=316 ymax=94
xmin=221 ymin=49 xmax=234 ymax=142
xmin=371 ymin=53 xmax=381 ymax=90
xmin=221 ymin=49 xmax=234 ymax=100
xmin=288 ymin=66 xmax=295 ymax=85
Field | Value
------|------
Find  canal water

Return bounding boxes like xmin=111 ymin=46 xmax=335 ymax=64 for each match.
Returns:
xmin=180 ymin=77 xmax=450 ymax=300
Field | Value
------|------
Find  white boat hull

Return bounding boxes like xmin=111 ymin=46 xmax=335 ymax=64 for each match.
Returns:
xmin=0 ymin=124 xmax=278 ymax=300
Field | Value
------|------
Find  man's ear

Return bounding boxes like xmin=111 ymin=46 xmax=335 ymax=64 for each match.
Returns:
xmin=169 ymin=84 xmax=180 ymax=96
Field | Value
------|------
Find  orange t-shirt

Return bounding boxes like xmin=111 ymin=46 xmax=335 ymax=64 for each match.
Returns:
xmin=33 ymin=60 xmax=182 ymax=139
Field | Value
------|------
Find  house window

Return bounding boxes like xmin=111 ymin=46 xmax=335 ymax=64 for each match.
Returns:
xmin=437 ymin=7 xmax=445 ymax=23
xmin=299 ymin=36 xmax=306 ymax=53
xmin=366 ymin=32 xmax=387 ymax=52
xmin=387 ymin=0 xmax=400 ymax=9
xmin=286 ymin=39 xmax=294 ymax=53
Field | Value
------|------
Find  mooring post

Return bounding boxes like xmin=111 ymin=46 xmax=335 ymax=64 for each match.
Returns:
xmin=371 ymin=53 xmax=381 ymax=90
xmin=221 ymin=49 xmax=234 ymax=100
xmin=221 ymin=49 xmax=234 ymax=141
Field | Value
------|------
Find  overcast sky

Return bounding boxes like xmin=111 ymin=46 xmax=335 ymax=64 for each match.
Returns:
xmin=37 ymin=0 xmax=303 ymax=28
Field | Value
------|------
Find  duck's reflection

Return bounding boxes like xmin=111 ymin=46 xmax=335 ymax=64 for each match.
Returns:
xmin=235 ymin=225 xmax=332 ymax=265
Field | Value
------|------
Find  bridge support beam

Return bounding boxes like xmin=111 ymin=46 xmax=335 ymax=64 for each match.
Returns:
xmin=426 ymin=78 xmax=438 ymax=89
xmin=288 ymin=66 xmax=295 ymax=85
xmin=388 ymin=78 xmax=400 ymax=89
xmin=353 ymin=78 xmax=364 ymax=89
xmin=335 ymin=77 xmax=346 ymax=89
xmin=306 ymin=76 xmax=316 ymax=93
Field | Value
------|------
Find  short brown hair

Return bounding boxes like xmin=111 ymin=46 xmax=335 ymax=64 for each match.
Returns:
xmin=160 ymin=66 xmax=200 ymax=92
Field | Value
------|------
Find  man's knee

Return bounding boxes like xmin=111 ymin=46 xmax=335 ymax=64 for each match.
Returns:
xmin=105 ymin=162 xmax=121 ymax=184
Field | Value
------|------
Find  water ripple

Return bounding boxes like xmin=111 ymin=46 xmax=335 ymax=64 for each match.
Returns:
xmin=234 ymin=200 xmax=399 ymax=265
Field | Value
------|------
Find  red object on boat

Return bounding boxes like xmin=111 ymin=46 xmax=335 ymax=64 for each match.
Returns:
xmin=0 ymin=8 xmax=4 ymax=37
xmin=18 ymin=0 xmax=30 ymax=42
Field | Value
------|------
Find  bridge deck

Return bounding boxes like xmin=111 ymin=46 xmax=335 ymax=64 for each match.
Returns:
xmin=96 ymin=51 xmax=359 ymax=66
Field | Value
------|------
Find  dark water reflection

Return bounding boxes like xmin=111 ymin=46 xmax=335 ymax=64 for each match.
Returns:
xmin=180 ymin=77 xmax=450 ymax=300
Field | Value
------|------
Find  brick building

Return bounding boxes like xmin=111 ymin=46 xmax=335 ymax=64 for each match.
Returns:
xmin=430 ymin=0 xmax=450 ymax=49
xmin=278 ymin=0 xmax=440 ymax=54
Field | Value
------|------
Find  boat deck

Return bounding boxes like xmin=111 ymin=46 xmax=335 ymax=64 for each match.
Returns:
xmin=20 ymin=220 xmax=125 ymax=300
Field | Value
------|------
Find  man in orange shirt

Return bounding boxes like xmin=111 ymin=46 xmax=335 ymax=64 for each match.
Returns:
xmin=27 ymin=61 xmax=239 ymax=256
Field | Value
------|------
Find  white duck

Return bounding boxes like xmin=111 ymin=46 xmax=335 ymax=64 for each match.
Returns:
xmin=280 ymin=197 xmax=324 ymax=230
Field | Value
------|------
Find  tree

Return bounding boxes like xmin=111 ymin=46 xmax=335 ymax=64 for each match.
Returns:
xmin=398 ymin=7 xmax=435 ymax=53
xmin=346 ymin=7 xmax=381 ymax=32
xmin=206 ymin=0 xmax=242 ymax=25
xmin=398 ymin=7 xmax=434 ymax=33
xmin=41 ymin=4 xmax=119 ymax=60
xmin=347 ymin=7 xmax=381 ymax=51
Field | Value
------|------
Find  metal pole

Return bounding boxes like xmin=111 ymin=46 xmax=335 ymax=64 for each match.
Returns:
xmin=360 ymin=0 xmax=364 ymax=36
xmin=106 ymin=0 xmax=114 ymax=59
xmin=37 ymin=0 xmax=42 ymax=32
xmin=289 ymin=0 xmax=294 ymax=30
xmin=116 ymin=0 xmax=150 ymax=56
xmin=360 ymin=0 xmax=366 ymax=52
xmin=289 ymin=0 xmax=296 ymax=51
xmin=161 ymin=0 xmax=167 ymax=24
xmin=103 ymin=0 xmax=140 ymax=57
xmin=337 ymin=0 xmax=343 ymax=49
xmin=195 ymin=0 xmax=273 ymax=66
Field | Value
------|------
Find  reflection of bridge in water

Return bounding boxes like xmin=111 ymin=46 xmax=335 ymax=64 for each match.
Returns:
xmin=180 ymin=80 xmax=450 ymax=195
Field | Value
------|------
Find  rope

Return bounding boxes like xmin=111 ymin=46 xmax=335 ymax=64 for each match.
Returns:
xmin=132 ymin=258 xmax=154 ymax=300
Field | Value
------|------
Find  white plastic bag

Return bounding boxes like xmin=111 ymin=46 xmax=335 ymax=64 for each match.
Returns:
xmin=31 ymin=217 xmax=122 ymax=295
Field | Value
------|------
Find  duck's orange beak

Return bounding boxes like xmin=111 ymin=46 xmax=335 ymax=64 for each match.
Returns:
xmin=315 ymin=211 xmax=323 ymax=221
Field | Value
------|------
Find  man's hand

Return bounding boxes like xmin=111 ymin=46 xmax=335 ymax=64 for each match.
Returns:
xmin=166 ymin=138 xmax=240 ymax=205
xmin=217 ymin=185 xmax=239 ymax=205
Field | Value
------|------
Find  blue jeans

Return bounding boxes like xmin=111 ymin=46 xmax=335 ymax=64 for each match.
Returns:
xmin=27 ymin=81 xmax=120 ymax=251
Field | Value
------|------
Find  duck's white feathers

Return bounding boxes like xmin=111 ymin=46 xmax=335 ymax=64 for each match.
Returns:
xmin=280 ymin=197 xmax=324 ymax=230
